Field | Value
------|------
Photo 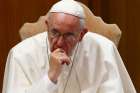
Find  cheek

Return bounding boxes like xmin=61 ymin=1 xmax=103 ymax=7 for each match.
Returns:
xmin=66 ymin=37 xmax=78 ymax=50
xmin=49 ymin=37 xmax=58 ymax=51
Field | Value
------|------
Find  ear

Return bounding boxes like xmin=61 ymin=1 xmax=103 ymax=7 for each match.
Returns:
xmin=45 ymin=20 xmax=49 ymax=27
xmin=79 ymin=28 xmax=88 ymax=41
xmin=45 ymin=20 xmax=50 ymax=32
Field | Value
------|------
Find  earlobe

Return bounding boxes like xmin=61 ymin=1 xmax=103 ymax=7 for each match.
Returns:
xmin=79 ymin=28 xmax=88 ymax=41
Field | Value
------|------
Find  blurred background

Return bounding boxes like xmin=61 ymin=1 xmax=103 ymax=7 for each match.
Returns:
xmin=0 ymin=0 xmax=140 ymax=92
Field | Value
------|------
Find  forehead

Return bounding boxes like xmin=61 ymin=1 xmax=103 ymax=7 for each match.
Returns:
xmin=48 ymin=13 xmax=81 ymax=31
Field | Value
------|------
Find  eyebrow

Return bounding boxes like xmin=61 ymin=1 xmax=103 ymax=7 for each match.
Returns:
xmin=50 ymin=27 xmax=78 ymax=35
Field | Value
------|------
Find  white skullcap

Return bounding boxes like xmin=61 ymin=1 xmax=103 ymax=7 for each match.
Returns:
xmin=49 ymin=0 xmax=85 ymax=19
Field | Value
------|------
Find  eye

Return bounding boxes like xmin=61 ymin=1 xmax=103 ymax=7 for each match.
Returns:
xmin=50 ymin=28 xmax=59 ymax=36
xmin=65 ymin=32 xmax=75 ymax=37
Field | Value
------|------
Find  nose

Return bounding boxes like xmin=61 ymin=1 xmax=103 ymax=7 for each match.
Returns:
xmin=56 ymin=36 xmax=65 ymax=48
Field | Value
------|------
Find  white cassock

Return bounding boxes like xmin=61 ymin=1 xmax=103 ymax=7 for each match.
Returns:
xmin=2 ymin=32 xmax=136 ymax=93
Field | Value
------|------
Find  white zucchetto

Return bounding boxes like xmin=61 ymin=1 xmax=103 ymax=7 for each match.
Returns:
xmin=49 ymin=0 xmax=85 ymax=19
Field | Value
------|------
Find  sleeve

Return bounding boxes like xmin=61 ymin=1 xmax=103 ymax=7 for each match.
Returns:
xmin=97 ymin=43 xmax=136 ymax=93
xmin=2 ymin=49 xmax=58 ymax=93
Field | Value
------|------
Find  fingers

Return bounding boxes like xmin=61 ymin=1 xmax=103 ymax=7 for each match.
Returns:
xmin=55 ymin=48 xmax=65 ymax=53
xmin=60 ymin=56 xmax=70 ymax=65
xmin=53 ymin=48 xmax=71 ymax=65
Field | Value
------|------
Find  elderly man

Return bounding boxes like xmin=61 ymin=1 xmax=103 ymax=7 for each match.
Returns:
xmin=2 ymin=0 xmax=136 ymax=93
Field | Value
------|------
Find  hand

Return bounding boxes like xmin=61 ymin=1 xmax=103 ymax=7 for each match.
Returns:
xmin=48 ymin=48 xmax=71 ymax=83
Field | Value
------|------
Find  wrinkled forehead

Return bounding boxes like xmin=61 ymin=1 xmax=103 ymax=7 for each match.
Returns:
xmin=48 ymin=12 xmax=81 ymax=28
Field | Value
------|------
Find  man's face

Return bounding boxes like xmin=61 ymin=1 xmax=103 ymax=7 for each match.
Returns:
xmin=46 ymin=13 xmax=84 ymax=56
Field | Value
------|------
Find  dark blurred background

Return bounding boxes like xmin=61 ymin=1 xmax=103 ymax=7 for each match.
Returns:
xmin=0 ymin=0 xmax=140 ymax=92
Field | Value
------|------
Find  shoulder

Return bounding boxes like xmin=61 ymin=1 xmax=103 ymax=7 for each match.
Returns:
xmin=82 ymin=32 xmax=115 ymax=49
xmin=82 ymin=32 xmax=120 ymax=61
xmin=10 ymin=32 xmax=47 ymax=60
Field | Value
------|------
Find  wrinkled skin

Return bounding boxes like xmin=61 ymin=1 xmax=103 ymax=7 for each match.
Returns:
xmin=45 ymin=13 xmax=87 ymax=83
